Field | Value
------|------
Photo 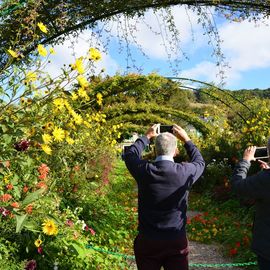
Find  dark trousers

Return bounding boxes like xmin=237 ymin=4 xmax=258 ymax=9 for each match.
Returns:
xmin=258 ymin=255 xmax=270 ymax=270
xmin=134 ymin=234 xmax=189 ymax=270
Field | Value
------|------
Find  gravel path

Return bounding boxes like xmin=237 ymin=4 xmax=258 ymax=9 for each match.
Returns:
xmin=127 ymin=211 xmax=245 ymax=270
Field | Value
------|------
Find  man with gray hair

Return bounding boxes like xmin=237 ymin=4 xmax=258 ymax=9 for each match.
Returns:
xmin=124 ymin=124 xmax=205 ymax=270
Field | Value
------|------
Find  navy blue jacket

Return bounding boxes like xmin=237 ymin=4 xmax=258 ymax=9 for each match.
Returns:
xmin=124 ymin=136 xmax=205 ymax=239
xmin=231 ymin=159 xmax=270 ymax=259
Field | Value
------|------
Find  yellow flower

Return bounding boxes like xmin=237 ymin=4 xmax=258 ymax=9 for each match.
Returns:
xmin=42 ymin=219 xmax=58 ymax=235
xmin=42 ymin=133 xmax=52 ymax=144
xmin=52 ymin=127 xmax=65 ymax=142
xmin=34 ymin=239 xmax=43 ymax=247
xmin=7 ymin=49 xmax=19 ymax=58
xmin=53 ymin=98 xmax=66 ymax=111
xmin=37 ymin=44 xmax=47 ymax=57
xmin=77 ymin=75 xmax=89 ymax=88
xmin=41 ymin=144 xmax=52 ymax=155
xmin=78 ymin=87 xmax=89 ymax=100
xmin=25 ymin=71 xmax=37 ymax=83
xmin=96 ymin=93 xmax=103 ymax=106
xmin=37 ymin=22 xmax=48 ymax=34
xmin=49 ymin=47 xmax=56 ymax=55
xmin=71 ymin=57 xmax=85 ymax=74
xmin=89 ymin=48 xmax=102 ymax=61
xmin=66 ymin=136 xmax=75 ymax=145
xmin=71 ymin=92 xmax=78 ymax=101
xmin=72 ymin=112 xmax=83 ymax=125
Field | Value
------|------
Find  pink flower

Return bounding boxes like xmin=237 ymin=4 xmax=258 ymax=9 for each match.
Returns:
xmin=65 ymin=219 xmax=74 ymax=227
xmin=89 ymin=227 xmax=96 ymax=236
xmin=0 ymin=207 xmax=11 ymax=217
xmin=37 ymin=246 xmax=43 ymax=254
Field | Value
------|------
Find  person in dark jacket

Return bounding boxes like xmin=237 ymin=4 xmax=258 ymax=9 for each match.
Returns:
xmin=231 ymin=145 xmax=270 ymax=270
xmin=124 ymin=124 xmax=205 ymax=270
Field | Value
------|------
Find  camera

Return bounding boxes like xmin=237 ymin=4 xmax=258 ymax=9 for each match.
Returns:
xmin=157 ymin=124 xmax=173 ymax=134
xmin=254 ymin=147 xmax=269 ymax=160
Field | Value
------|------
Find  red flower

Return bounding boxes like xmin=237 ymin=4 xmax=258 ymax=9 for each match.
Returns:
xmin=23 ymin=186 xmax=29 ymax=193
xmin=235 ymin=242 xmax=241 ymax=248
xmin=229 ymin=248 xmax=238 ymax=256
xmin=37 ymin=246 xmax=43 ymax=254
xmin=25 ymin=204 xmax=33 ymax=214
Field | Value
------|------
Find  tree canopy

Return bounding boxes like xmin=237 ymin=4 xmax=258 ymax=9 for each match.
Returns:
xmin=1 ymin=0 xmax=270 ymax=71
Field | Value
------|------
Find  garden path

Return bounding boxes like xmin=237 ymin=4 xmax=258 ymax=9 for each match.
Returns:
xmin=127 ymin=211 xmax=245 ymax=270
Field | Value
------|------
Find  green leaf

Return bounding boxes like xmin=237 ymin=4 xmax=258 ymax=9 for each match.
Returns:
xmin=70 ymin=242 xmax=87 ymax=258
xmin=2 ymin=134 xmax=12 ymax=145
xmin=21 ymin=188 xmax=46 ymax=206
xmin=16 ymin=214 xmax=28 ymax=233
xmin=0 ymin=124 xmax=8 ymax=133
xmin=23 ymin=220 xmax=40 ymax=232
xmin=13 ymin=185 xmax=21 ymax=199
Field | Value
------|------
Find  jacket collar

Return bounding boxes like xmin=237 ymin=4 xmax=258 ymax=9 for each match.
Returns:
xmin=155 ymin=155 xmax=174 ymax=162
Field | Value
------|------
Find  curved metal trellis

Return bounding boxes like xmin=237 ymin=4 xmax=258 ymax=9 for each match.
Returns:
xmin=166 ymin=76 xmax=254 ymax=123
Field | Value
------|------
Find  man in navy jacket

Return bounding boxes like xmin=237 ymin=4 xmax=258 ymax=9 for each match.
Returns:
xmin=124 ymin=124 xmax=205 ymax=270
xmin=231 ymin=145 xmax=270 ymax=270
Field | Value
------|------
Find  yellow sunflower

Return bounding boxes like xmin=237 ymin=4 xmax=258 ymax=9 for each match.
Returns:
xmin=42 ymin=219 xmax=58 ymax=236
xmin=42 ymin=133 xmax=52 ymax=144
xmin=37 ymin=44 xmax=47 ymax=57
xmin=41 ymin=144 xmax=52 ymax=155
xmin=88 ymin=48 xmax=102 ymax=61
xmin=52 ymin=127 xmax=65 ymax=142
xmin=37 ymin=22 xmax=48 ymax=34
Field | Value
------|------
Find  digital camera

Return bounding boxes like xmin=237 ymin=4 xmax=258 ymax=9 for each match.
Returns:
xmin=254 ymin=147 xmax=269 ymax=160
xmin=157 ymin=124 xmax=173 ymax=134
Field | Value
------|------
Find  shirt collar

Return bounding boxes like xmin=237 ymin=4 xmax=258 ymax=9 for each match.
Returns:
xmin=155 ymin=155 xmax=174 ymax=162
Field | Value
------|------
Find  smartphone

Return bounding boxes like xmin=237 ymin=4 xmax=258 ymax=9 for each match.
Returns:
xmin=254 ymin=147 xmax=269 ymax=159
xmin=160 ymin=125 xmax=173 ymax=133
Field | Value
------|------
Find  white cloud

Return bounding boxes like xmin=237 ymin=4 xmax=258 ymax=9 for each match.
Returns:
xmin=221 ymin=20 xmax=270 ymax=71
xmin=180 ymin=18 xmax=270 ymax=87
xmin=108 ymin=6 xmax=202 ymax=60
xmin=45 ymin=30 xmax=120 ymax=78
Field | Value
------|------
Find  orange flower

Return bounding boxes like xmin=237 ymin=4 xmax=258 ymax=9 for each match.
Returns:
xmin=36 ymin=181 xmax=47 ymax=189
xmin=6 ymin=183 xmax=13 ymax=190
xmin=10 ymin=202 xmax=20 ymax=208
xmin=23 ymin=186 xmax=29 ymax=193
xmin=0 ymin=194 xmax=12 ymax=202
xmin=25 ymin=204 xmax=33 ymax=214
xmin=5 ymin=160 xmax=10 ymax=168
xmin=38 ymin=163 xmax=50 ymax=175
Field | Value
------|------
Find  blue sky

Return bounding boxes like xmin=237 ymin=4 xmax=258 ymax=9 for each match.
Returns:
xmin=48 ymin=6 xmax=270 ymax=91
